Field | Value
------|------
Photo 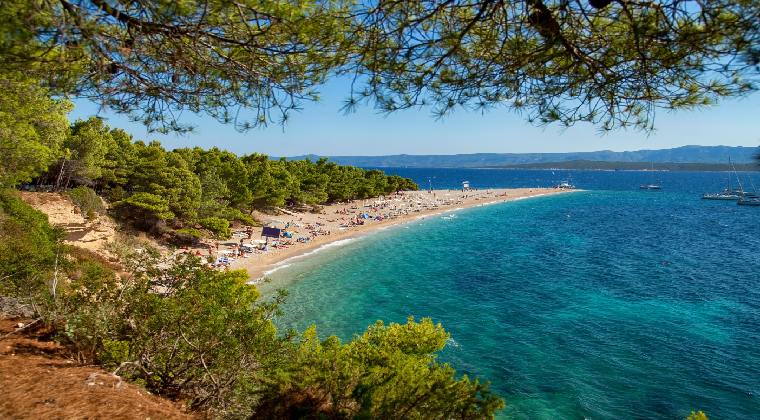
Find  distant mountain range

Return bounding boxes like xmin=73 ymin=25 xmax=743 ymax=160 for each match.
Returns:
xmin=289 ymin=145 xmax=759 ymax=168
xmin=497 ymin=160 xmax=759 ymax=172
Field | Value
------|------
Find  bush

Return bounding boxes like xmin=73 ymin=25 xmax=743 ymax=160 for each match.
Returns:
xmin=58 ymin=258 xmax=123 ymax=360
xmin=215 ymin=207 xmax=257 ymax=226
xmin=172 ymin=228 xmax=204 ymax=246
xmin=176 ymin=227 xmax=204 ymax=239
xmin=56 ymin=254 xmax=288 ymax=414
xmin=255 ymin=317 xmax=504 ymax=418
xmin=0 ymin=189 xmax=62 ymax=299
xmin=68 ymin=186 xmax=104 ymax=219
xmin=105 ymin=185 xmax=127 ymax=202
xmin=198 ymin=216 xmax=231 ymax=239
xmin=117 ymin=192 xmax=174 ymax=220
xmin=115 ymin=192 xmax=174 ymax=232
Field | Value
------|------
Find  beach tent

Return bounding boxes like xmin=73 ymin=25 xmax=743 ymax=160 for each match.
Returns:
xmin=261 ymin=226 xmax=281 ymax=238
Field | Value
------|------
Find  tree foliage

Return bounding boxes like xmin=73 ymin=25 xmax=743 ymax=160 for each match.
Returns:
xmin=257 ymin=317 xmax=504 ymax=418
xmin=115 ymin=192 xmax=175 ymax=230
xmin=345 ymin=1 xmax=759 ymax=130
xmin=198 ymin=216 xmax=231 ymax=239
xmin=25 ymin=116 xmax=417 ymax=237
xmin=2 ymin=1 xmax=758 ymax=132
xmin=0 ymin=72 xmax=71 ymax=187
xmin=68 ymin=186 xmax=105 ymax=219
xmin=686 ymin=410 xmax=709 ymax=420
xmin=0 ymin=189 xmax=63 ymax=298
xmin=1 ymin=0 xmax=353 ymax=133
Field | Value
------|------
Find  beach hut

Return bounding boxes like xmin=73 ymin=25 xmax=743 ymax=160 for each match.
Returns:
xmin=462 ymin=181 xmax=471 ymax=191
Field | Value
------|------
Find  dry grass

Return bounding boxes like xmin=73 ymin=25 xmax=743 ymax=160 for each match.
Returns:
xmin=0 ymin=318 xmax=195 ymax=419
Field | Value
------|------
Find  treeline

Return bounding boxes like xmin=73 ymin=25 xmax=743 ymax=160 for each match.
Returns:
xmin=30 ymin=117 xmax=415 ymax=238
xmin=2 ymin=79 xmax=416 ymax=240
xmin=2 ymin=70 xmax=416 ymax=241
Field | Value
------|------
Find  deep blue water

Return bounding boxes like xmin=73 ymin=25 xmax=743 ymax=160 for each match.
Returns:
xmin=262 ymin=169 xmax=760 ymax=419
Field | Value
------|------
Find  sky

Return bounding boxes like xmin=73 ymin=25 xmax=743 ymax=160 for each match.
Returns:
xmin=70 ymin=77 xmax=760 ymax=157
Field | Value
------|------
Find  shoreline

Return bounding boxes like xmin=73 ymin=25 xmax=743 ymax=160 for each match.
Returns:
xmin=229 ymin=188 xmax=577 ymax=282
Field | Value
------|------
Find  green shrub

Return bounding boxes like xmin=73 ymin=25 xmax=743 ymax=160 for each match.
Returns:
xmin=216 ymin=207 xmax=257 ymax=226
xmin=198 ymin=216 xmax=231 ymax=239
xmin=176 ymin=227 xmax=204 ymax=239
xmin=687 ymin=411 xmax=709 ymax=420
xmin=100 ymin=339 xmax=131 ymax=369
xmin=105 ymin=185 xmax=127 ymax=202
xmin=172 ymin=228 xmax=205 ymax=246
xmin=68 ymin=186 xmax=104 ymax=219
xmin=58 ymin=258 xmax=123 ymax=358
xmin=115 ymin=192 xmax=174 ymax=232
xmin=57 ymin=254 xmax=287 ymax=413
xmin=255 ymin=317 xmax=504 ymax=418
xmin=0 ymin=189 xmax=62 ymax=298
xmin=117 ymin=192 xmax=174 ymax=220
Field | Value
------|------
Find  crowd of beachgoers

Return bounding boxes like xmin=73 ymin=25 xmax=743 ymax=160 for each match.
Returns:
xmin=177 ymin=187 xmax=570 ymax=279
xmin=173 ymin=188 xmax=574 ymax=276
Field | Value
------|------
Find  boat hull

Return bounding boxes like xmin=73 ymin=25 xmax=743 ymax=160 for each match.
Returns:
xmin=702 ymin=195 xmax=740 ymax=201
xmin=737 ymin=200 xmax=760 ymax=206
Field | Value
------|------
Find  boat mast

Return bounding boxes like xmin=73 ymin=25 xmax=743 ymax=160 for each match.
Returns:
xmin=731 ymin=159 xmax=745 ymax=194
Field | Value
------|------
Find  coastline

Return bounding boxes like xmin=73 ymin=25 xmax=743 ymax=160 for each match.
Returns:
xmin=229 ymin=188 xmax=577 ymax=282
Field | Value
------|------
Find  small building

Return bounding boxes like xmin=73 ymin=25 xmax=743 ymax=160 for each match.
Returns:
xmin=462 ymin=180 xmax=471 ymax=191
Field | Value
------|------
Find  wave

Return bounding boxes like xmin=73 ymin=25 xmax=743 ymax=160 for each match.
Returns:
xmin=257 ymin=238 xmax=357 ymax=280
xmin=261 ymin=263 xmax=292 ymax=277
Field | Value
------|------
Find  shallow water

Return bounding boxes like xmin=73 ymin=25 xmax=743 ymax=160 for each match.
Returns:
xmin=262 ymin=169 xmax=760 ymax=419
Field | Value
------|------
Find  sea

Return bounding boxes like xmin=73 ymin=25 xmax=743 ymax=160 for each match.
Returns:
xmin=259 ymin=169 xmax=760 ymax=419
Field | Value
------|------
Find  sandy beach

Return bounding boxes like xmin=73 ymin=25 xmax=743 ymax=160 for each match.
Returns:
xmin=214 ymin=188 xmax=575 ymax=281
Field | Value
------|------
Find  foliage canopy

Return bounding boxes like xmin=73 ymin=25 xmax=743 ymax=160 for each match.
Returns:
xmin=1 ymin=1 xmax=758 ymax=132
xmin=0 ymin=72 xmax=71 ymax=187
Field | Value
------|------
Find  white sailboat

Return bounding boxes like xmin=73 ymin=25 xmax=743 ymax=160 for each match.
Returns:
xmin=639 ymin=162 xmax=661 ymax=190
xmin=702 ymin=157 xmax=743 ymax=200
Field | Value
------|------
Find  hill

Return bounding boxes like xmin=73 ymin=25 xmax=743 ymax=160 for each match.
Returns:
xmin=290 ymin=145 xmax=759 ymax=168
xmin=493 ymin=160 xmax=760 ymax=171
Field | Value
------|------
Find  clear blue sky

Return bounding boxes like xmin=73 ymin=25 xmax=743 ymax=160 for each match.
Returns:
xmin=70 ymin=77 xmax=760 ymax=156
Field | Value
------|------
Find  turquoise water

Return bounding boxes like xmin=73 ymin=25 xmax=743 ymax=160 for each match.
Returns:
xmin=262 ymin=171 xmax=760 ymax=419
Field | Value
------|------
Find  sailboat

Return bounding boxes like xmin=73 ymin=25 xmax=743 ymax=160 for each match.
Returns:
xmin=737 ymin=172 xmax=760 ymax=206
xmin=639 ymin=162 xmax=661 ymax=190
xmin=737 ymin=196 xmax=760 ymax=206
xmin=702 ymin=157 xmax=743 ymax=200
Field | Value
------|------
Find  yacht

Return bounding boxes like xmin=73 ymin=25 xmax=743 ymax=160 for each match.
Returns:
xmin=702 ymin=158 xmax=744 ymax=200
xmin=702 ymin=188 xmax=742 ymax=200
xmin=555 ymin=180 xmax=576 ymax=190
xmin=640 ymin=163 xmax=661 ymax=190
xmin=737 ymin=196 xmax=760 ymax=206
